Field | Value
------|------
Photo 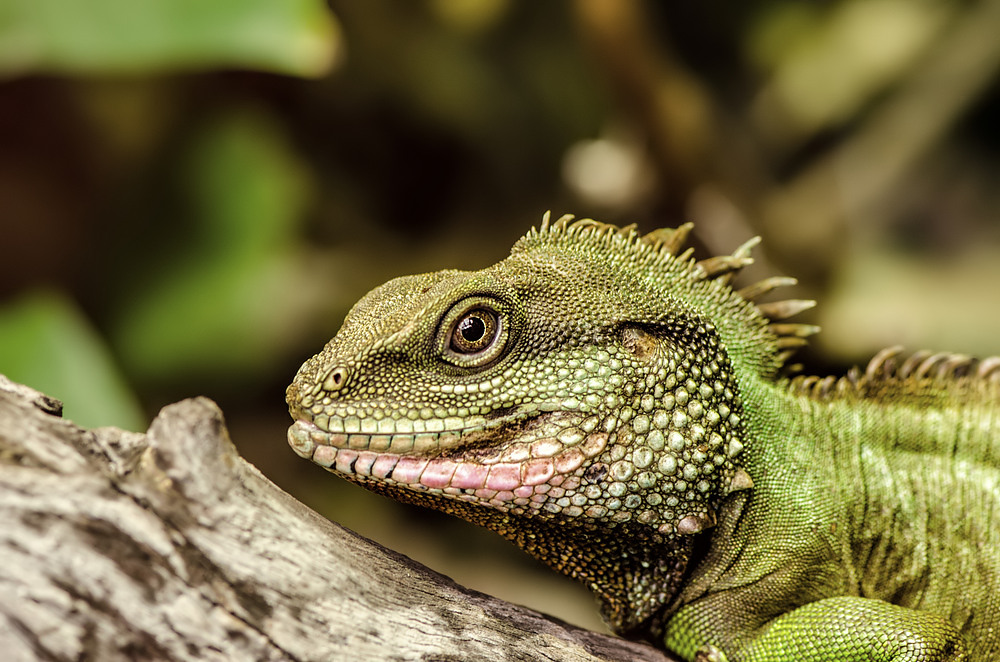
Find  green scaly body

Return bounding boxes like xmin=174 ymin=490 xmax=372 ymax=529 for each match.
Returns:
xmin=287 ymin=215 xmax=1000 ymax=660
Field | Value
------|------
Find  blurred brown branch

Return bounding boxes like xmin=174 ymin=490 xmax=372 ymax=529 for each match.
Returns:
xmin=760 ymin=0 xmax=1000 ymax=275
xmin=574 ymin=0 xmax=1000 ymax=284
xmin=573 ymin=0 xmax=717 ymax=211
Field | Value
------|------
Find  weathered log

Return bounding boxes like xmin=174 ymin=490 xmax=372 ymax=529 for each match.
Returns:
xmin=0 ymin=375 xmax=674 ymax=662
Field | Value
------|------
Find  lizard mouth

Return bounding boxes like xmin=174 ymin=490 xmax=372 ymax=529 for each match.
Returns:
xmin=287 ymin=416 xmax=609 ymax=503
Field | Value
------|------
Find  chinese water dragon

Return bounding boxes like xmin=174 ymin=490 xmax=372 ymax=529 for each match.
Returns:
xmin=286 ymin=214 xmax=1000 ymax=660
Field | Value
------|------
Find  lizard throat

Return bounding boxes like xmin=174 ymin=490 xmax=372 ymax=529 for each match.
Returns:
xmin=287 ymin=418 xmax=610 ymax=508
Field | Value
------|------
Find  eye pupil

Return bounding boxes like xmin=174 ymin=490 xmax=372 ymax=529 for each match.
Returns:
xmin=459 ymin=316 xmax=486 ymax=342
xmin=450 ymin=309 xmax=498 ymax=354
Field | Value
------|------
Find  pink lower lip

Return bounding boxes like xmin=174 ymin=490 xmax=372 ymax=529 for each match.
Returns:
xmin=288 ymin=420 xmax=608 ymax=501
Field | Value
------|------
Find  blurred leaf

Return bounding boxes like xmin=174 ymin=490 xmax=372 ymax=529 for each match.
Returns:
xmin=0 ymin=0 xmax=341 ymax=77
xmin=819 ymin=245 xmax=1000 ymax=362
xmin=0 ymin=290 xmax=146 ymax=431
xmin=429 ymin=0 xmax=510 ymax=34
xmin=751 ymin=0 xmax=949 ymax=140
xmin=113 ymin=109 xmax=311 ymax=382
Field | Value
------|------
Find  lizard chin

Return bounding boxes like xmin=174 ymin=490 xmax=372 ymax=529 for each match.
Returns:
xmin=287 ymin=418 xmax=609 ymax=511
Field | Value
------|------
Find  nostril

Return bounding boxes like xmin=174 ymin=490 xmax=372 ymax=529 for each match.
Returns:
xmin=323 ymin=366 xmax=349 ymax=392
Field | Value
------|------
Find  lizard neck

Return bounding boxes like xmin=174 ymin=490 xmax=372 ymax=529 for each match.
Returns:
xmin=487 ymin=511 xmax=700 ymax=640
xmin=354 ymin=471 xmax=700 ymax=638
xmin=712 ymin=366 xmax=1000 ymax=606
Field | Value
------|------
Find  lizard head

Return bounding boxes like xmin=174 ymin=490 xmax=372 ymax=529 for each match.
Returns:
xmin=286 ymin=213 xmax=814 ymax=636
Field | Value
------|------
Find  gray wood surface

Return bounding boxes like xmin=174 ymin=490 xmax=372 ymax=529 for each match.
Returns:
xmin=0 ymin=375 xmax=674 ymax=662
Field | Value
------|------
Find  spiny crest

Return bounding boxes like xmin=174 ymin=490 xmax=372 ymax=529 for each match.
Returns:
xmin=790 ymin=346 xmax=1000 ymax=399
xmin=517 ymin=211 xmax=693 ymax=264
xmin=516 ymin=212 xmax=820 ymax=367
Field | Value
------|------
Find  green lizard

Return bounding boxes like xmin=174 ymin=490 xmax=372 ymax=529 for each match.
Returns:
xmin=286 ymin=214 xmax=1000 ymax=660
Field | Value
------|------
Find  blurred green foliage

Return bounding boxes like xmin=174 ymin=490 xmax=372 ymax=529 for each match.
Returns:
xmin=0 ymin=291 xmax=144 ymax=430
xmin=0 ymin=0 xmax=339 ymax=76
xmin=749 ymin=0 xmax=948 ymax=137
xmin=113 ymin=109 xmax=311 ymax=383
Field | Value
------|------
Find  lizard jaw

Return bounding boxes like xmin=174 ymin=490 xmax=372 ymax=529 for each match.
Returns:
xmin=288 ymin=419 xmax=609 ymax=506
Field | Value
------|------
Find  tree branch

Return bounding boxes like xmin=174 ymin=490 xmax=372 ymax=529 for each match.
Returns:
xmin=0 ymin=375 xmax=675 ymax=662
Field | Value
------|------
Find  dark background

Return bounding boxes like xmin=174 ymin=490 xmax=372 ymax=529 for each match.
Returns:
xmin=2 ymin=0 xmax=999 ymax=630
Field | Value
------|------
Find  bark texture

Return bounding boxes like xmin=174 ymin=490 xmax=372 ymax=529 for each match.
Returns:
xmin=0 ymin=375 xmax=674 ymax=662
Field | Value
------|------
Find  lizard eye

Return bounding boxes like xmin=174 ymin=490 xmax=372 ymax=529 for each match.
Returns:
xmin=451 ymin=310 xmax=497 ymax=353
xmin=440 ymin=299 xmax=508 ymax=367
